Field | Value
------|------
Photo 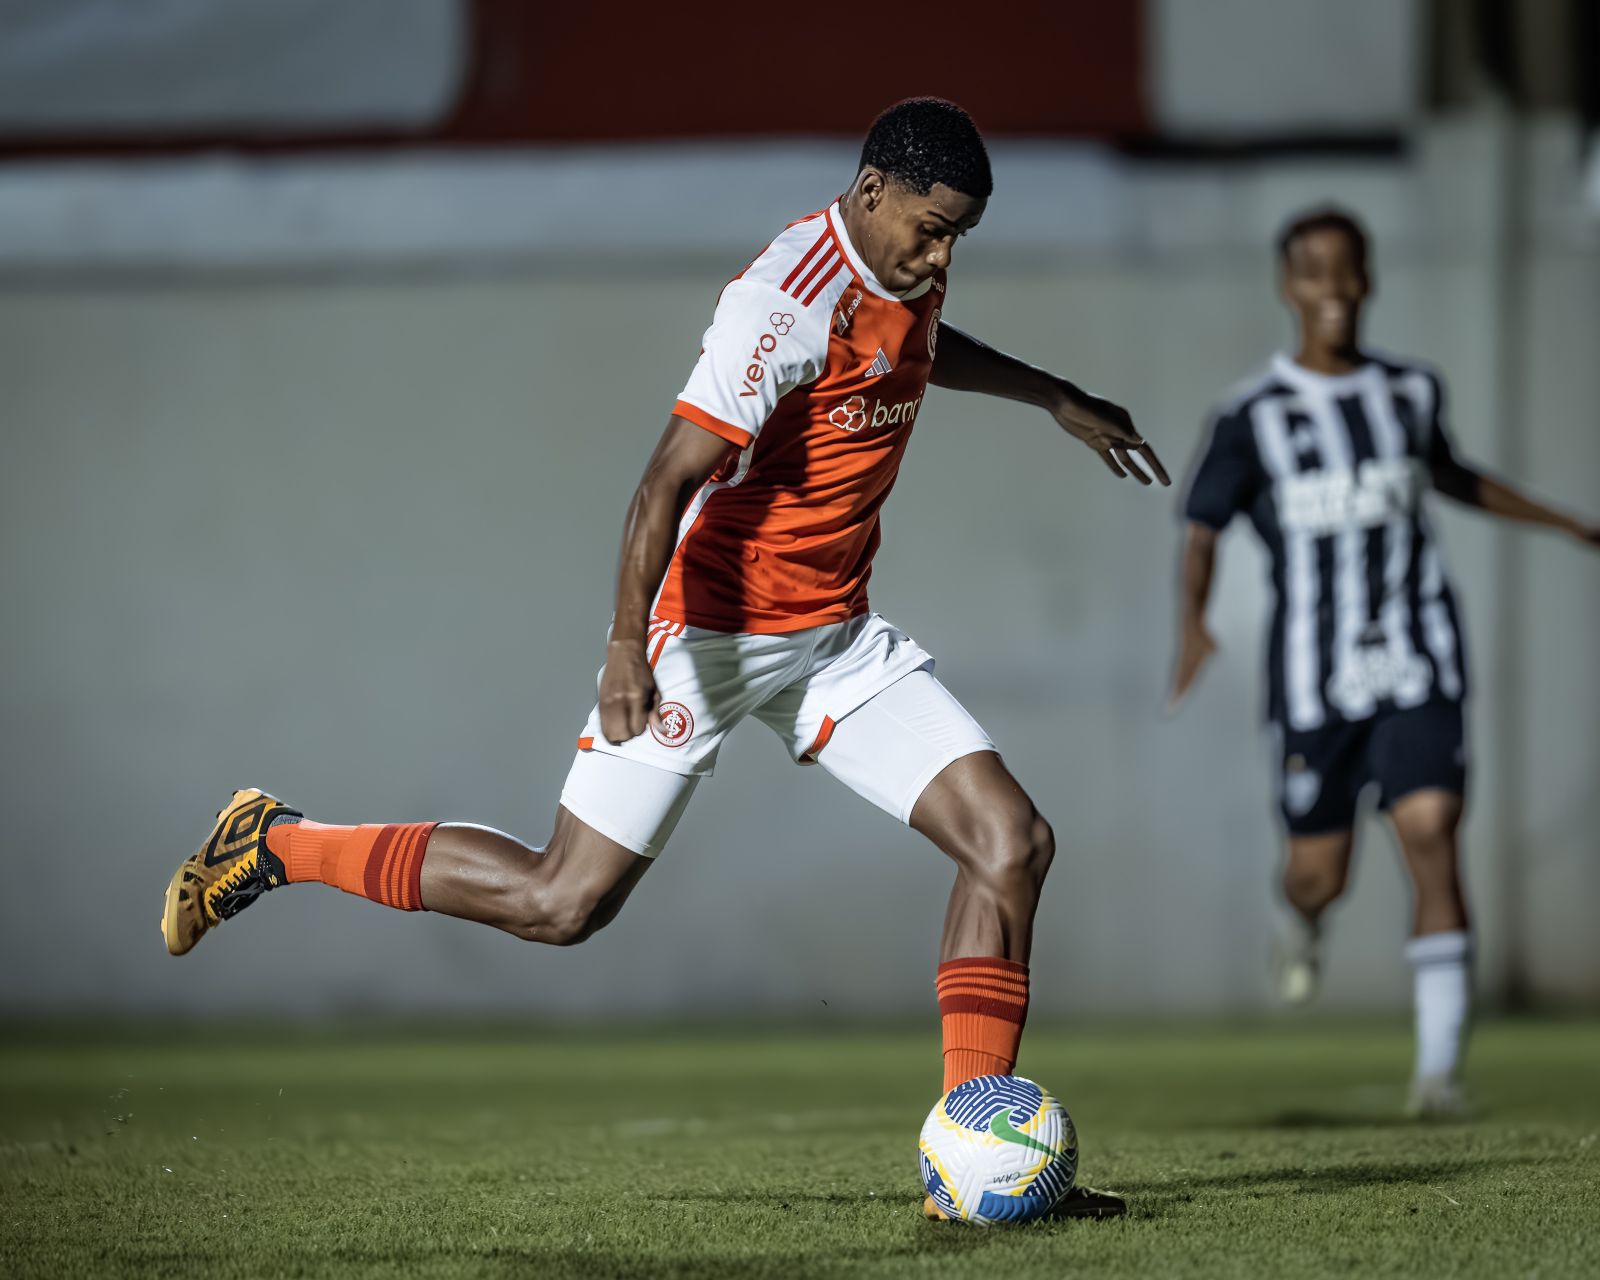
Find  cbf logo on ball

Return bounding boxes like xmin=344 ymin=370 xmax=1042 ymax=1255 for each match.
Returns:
xmin=651 ymin=701 xmax=694 ymax=748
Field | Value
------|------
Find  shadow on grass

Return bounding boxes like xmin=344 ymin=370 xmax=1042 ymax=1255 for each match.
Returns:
xmin=1255 ymin=1107 xmax=1415 ymax=1130
xmin=1114 ymin=1151 xmax=1540 ymax=1202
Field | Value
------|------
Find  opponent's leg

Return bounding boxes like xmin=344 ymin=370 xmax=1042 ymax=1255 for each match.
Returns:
xmin=1389 ymin=788 xmax=1471 ymax=1116
xmin=1273 ymin=829 xmax=1355 ymax=1004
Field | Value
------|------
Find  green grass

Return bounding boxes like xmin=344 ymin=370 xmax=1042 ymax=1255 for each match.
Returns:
xmin=2 ymin=1019 xmax=1597 ymax=1279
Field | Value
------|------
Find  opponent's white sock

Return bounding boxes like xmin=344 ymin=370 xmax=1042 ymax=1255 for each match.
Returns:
xmin=1405 ymin=930 xmax=1472 ymax=1081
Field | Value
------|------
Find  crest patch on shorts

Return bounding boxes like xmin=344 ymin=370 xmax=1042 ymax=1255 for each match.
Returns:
xmin=1283 ymin=758 xmax=1322 ymax=817
xmin=651 ymin=701 xmax=695 ymax=748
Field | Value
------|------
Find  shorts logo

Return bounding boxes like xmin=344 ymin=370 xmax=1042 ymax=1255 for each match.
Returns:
xmin=652 ymin=701 xmax=695 ymax=748
xmin=1283 ymin=757 xmax=1322 ymax=818
xmin=829 ymin=395 xmax=868 ymax=432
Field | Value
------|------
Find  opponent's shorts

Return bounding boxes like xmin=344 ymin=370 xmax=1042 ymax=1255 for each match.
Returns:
xmin=559 ymin=613 xmax=995 ymax=856
xmin=1273 ymin=699 xmax=1467 ymax=836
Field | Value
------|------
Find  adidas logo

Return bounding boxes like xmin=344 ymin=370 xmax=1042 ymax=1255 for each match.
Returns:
xmin=866 ymin=347 xmax=893 ymax=379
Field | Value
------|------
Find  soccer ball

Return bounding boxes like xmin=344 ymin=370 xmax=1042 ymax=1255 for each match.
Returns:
xmin=918 ymin=1074 xmax=1078 ymax=1225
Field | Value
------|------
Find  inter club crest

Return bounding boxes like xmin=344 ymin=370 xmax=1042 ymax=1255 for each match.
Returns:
xmin=652 ymin=701 xmax=695 ymax=748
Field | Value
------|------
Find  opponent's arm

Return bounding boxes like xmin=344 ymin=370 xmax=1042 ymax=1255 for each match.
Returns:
xmin=1169 ymin=522 xmax=1221 ymax=710
xmin=599 ymin=419 xmax=734 ymax=743
xmin=930 ymin=322 xmax=1170 ymax=486
xmin=1432 ymin=457 xmax=1599 ymax=546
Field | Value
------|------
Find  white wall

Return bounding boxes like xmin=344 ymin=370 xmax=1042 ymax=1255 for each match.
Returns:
xmin=1 ymin=117 xmax=1595 ymax=1017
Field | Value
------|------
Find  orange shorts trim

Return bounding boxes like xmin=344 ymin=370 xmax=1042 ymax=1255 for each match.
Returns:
xmin=801 ymin=715 xmax=837 ymax=761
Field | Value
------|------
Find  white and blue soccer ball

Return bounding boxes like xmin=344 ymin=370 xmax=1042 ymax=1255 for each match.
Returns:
xmin=918 ymin=1074 xmax=1078 ymax=1225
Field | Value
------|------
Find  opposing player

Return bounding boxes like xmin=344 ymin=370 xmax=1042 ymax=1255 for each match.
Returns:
xmin=163 ymin=98 xmax=1169 ymax=1214
xmin=1171 ymin=207 xmax=1599 ymax=1115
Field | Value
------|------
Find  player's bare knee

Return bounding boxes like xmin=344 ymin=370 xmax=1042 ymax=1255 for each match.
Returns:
xmin=1400 ymin=826 xmax=1459 ymax=880
xmin=507 ymin=883 xmax=603 ymax=947
xmin=1025 ymin=813 xmax=1056 ymax=883
xmin=1283 ymin=860 xmax=1344 ymax=914
xmin=965 ymin=805 xmax=1052 ymax=893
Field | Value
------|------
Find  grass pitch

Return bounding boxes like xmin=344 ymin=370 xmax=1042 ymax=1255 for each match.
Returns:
xmin=2 ymin=1019 xmax=1596 ymax=1279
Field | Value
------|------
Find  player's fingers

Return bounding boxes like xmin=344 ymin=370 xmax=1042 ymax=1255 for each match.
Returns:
xmin=1137 ymin=441 xmax=1173 ymax=486
xmin=1115 ymin=448 xmax=1153 ymax=485
xmin=601 ymin=708 xmax=629 ymax=746
xmin=1098 ymin=447 xmax=1126 ymax=478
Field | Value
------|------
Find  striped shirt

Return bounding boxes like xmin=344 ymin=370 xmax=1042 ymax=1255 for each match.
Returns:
xmin=1185 ymin=352 xmax=1469 ymax=731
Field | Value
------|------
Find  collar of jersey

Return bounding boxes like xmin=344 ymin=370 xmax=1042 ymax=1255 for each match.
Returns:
xmin=1272 ymin=351 xmax=1377 ymax=393
xmin=827 ymin=201 xmax=935 ymax=305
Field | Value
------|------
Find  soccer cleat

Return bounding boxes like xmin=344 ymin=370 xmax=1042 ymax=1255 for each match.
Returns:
xmin=1271 ymin=919 xmax=1321 ymax=1006
xmin=1405 ymin=1074 xmax=1470 ymax=1120
xmin=1048 ymin=1185 xmax=1128 ymax=1220
xmin=162 ymin=788 xmax=298 ymax=956
xmin=921 ymin=1185 xmax=1127 ymax=1222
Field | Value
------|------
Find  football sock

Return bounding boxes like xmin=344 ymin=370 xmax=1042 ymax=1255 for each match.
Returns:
xmin=264 ymin=819 xmax=435 ymax=911
xmin=1275 ymin=902 xmax=1321 ymax=954
xmin=937 ymin=956 xmax=1029 ymax=1092
xmin=1405 ymin=929 xmax=1471 ymax=1081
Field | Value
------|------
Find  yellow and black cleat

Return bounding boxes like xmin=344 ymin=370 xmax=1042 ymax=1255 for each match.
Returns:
xmin=921 ymin=1185 xmax=1128 ymax=1222
xmin=162 ymin=788 xmax=298 ymax=956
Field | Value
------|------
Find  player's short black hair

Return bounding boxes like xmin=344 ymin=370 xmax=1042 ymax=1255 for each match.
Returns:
xmin=1277 ymin=205 xmax=1369 ymax=266
xmin=859 ymin=97 xmax=993 ymax=199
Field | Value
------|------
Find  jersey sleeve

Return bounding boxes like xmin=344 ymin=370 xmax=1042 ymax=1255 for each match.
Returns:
xmin=671 ymin=276 xmax=829 ymax=448
xmin=1183 ymin=407 xmax=1261 ymax=530
xmin=1418 ymin=371 xmax=1475 ymax=498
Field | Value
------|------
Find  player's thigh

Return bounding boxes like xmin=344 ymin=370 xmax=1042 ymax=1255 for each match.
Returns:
xmin=558 ymin=747 xmax=700 ymax=860
xmin=908 ymin=750 xmax=1051 ymax=880
xmin=1371 ymin=701 xmax=1468 ymax=823
xmin=1387 ymin=789 xmax=1464 ymax=884
xmin=812 ymin=668 xmax=998 ymax=829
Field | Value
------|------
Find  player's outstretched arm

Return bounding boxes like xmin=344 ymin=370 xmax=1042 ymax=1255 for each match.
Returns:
xmin=1169 ymin=521 xmax=1221 ymax=711
xmin=599 ymin=418 xmax=735 ymax=743
xmin=1433 ymin=456 xmax=1600 ymax=547
xmin=929 ymin=322 xmax=1170 ymax=485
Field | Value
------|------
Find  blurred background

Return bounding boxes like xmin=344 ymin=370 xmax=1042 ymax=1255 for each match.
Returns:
xmin=1 ymin=0 xmax=1595 ymax=1021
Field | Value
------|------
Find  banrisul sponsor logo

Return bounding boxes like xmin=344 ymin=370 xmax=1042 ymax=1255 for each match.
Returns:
xmin=828 ymin=393 xmax=923 ymax=434
xmin=869 ymin=394 xmax=921 ymax=429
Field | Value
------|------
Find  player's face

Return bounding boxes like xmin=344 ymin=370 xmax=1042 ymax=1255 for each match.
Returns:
xmin=1282 ymin=228 xmax=1369 ymax=351
xmin=857 ymin=173 xmax=985 ymax=291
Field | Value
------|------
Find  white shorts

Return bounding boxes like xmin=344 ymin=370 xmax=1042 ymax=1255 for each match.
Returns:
xmin=559 ymin=613 xmax=995 ymax=856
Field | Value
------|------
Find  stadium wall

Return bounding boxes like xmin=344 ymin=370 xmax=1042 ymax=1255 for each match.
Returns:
xmin=1 ymin=116 xmax=1595 ymax=1017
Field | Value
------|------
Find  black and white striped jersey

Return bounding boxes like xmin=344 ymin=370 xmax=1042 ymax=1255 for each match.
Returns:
xmin=1185 ymin=352 xmax=1470 ymax=731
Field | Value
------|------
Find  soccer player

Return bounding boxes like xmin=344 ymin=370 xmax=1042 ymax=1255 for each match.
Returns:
xmin=1171 ymin=207 xmax=1599 ymax=1116
xmin=163 ymin=98 xmax=1168 ymax=1216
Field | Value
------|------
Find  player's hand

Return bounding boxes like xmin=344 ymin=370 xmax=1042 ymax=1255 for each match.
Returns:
xmin=1571 ymin=518 xmax=1600 ymax=548
xmin=1168 ymin=621 xmax=1218 ymax=712
xmin=1051 ymin=389 xmax=1171 ymax=486
xmin=599 ymin=639 xmax=662 ymax=744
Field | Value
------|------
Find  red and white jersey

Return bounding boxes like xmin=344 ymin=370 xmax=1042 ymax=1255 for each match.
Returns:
xmin=658 ymin=200 xmax=944 ymax=634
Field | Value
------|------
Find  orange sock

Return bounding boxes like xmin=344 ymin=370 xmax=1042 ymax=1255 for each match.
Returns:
xmin=264 ymin=820 xmax=436 ymax=911
xmin=937 ymin=956 xmax=1029 ymax=1092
